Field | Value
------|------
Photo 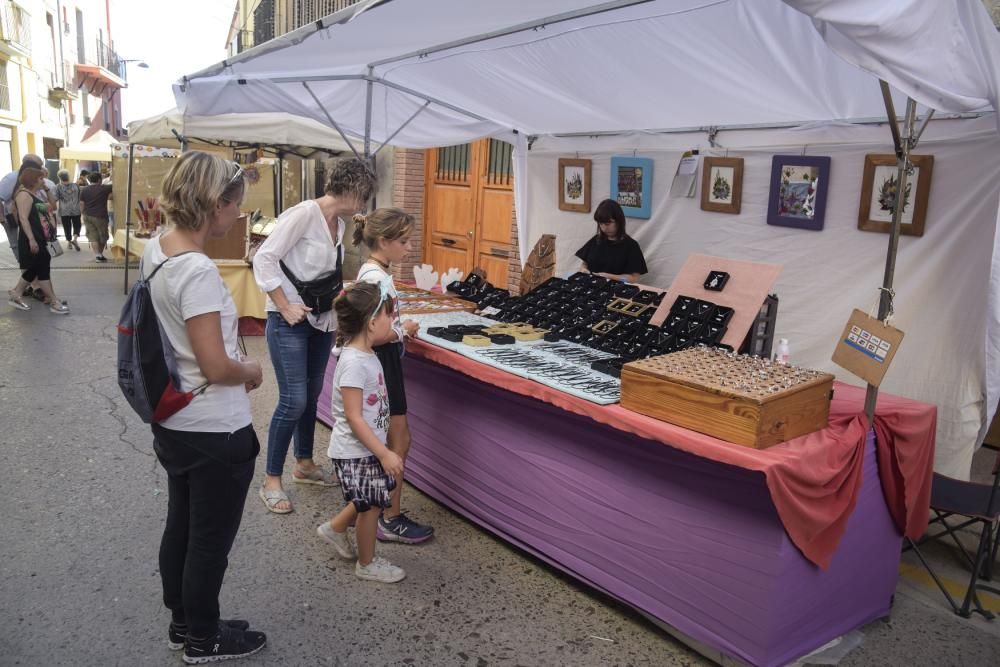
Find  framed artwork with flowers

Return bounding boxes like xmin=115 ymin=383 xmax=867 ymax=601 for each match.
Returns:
xmin=700 ymin=157 xmax=744 ymax=214
xmin=857 ymin=154 xmax=934 ymax=237
xmin=766 ymin=155 xmax=831 ymax=231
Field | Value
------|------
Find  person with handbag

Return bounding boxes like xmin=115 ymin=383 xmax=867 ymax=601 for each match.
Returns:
xmin=252 ymin=158 xmax=376 ymax=514
xmin=55 ymin=170 xmax=82 ymax=251
xmin=6 ymin=162 xmax=69 ymax=314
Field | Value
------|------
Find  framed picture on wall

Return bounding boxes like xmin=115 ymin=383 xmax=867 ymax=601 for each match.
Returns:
xmin=766 ymin=155 xmax=831 ymax=231
xmin=611 ymin=156 xmax=653 ymax=219
xmin=558 ymin=158 xmax=592 ymax=213
xmin=857 ymin=154 xmax=934 ymax=237
xmin=700 ymin=157 xmax=744 ymax=214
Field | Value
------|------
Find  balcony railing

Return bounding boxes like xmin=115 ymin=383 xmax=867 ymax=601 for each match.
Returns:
xmin=94 ymin=38 xmax=125 ymax=81
xmin=0 ymin=1 xmax=31 ymax=53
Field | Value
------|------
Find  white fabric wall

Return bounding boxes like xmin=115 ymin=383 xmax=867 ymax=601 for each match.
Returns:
xmin=523 ymin=116 xmax=1000 ymax=479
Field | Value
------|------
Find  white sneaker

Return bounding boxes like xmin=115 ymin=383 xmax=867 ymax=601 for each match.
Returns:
xmin=316 ymin=522 xmax=356 ymax=560
xmin=355 ymin=556 xmax=406 ymax=583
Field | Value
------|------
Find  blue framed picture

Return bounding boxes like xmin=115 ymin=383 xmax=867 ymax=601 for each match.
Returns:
xmin=766 ymin=155 xmax=831 ymax=231
xmin=610 ymin=157 xmax=653 ymax=219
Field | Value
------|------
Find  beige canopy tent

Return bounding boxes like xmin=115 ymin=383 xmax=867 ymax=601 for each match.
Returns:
xmin=59 ymin=129 xmax=119 ymax=162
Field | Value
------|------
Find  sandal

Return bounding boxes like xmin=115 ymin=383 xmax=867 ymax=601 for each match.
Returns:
xmin=258 ymin=485 xmax=293 ymax=514
xmin=292 ymin=466 xmax=338 ymax=486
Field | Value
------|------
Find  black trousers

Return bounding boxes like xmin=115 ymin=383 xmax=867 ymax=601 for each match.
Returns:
xmin=61 ymin=215 xmax=81 ymax=240
xmin=153 ymin=423 xmax=259 ymax=637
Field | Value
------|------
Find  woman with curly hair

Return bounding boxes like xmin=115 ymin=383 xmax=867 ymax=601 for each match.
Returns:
xmin=252 ymin=158 xmax=376 ymax=513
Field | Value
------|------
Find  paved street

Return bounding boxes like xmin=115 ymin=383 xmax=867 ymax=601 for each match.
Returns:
xmin=0 ymin=252 xmax=998 ymax=666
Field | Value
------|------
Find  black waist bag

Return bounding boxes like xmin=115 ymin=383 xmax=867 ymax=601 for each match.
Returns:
xmin=279 ymin=260 xmax=342 ymax=315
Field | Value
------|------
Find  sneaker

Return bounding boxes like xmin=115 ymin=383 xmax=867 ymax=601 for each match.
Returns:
xmin=71 ymin=238 xmax=80 ymax=251
xmin=49 ymin=302 xmax=70 ymax=315
xmin=183 ymin=622 xmax=266 ymax=664
xmin=316 ymin=522 xmax=356 ymax=560
xmin=95 ymin=255 xmax=107 ymax=263
xmin=376 ymin=512 xmax=434 ymax=544
xmin=7 ymin=291 xmax=29 ymax=311
xmin=168 ymin=619 xmax=250 ymax=651
xmin=355 ymin=556 xmax=406 ymax=583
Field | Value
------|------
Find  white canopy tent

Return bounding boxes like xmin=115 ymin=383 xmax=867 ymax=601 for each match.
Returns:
xmin=126 ymin=108 xmax=358 ymax=158
xmin=174 ymin=0 xmax=1000 ymax=477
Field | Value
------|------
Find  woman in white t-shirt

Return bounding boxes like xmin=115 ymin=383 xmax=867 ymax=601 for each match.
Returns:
xmin=252 ymin=159 xmax=376 ymax=514
xmin=145 ymin=151 xmax=267 ymax=662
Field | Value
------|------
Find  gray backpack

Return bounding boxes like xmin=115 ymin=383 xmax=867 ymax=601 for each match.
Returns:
xmin=116 ymin=252 xmax=206 ymax=423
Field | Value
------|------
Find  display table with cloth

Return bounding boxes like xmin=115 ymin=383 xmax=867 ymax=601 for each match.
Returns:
xmin=317 ymin=340 xmax=936 ymax=666
xmin=110 ymin=230 xmax=266 ymax=319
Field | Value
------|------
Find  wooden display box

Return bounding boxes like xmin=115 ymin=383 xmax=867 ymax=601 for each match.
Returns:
xmin=620 ymin=348 xmax=835 ymax=449
xmin=204 ymin=216 xmax=248 ymax=260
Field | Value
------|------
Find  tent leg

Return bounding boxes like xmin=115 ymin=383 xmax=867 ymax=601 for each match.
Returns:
xmin=276 ymin=154 xmax=284 ymax=215
xmin=865 ymin=86 xmax=920 ymax=425
xmin=123 ymin=142 xmax=135 ymax=295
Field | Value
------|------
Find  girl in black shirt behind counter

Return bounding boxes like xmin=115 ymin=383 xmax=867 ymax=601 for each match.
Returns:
xmin=575 ymin=198 xmax=648 ymax=283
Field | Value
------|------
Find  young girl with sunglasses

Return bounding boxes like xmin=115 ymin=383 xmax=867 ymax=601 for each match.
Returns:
xmin=351 ymin=208 xmax=434 ymax=543
xmin=318 ymin=281 xmax=407 ymax=582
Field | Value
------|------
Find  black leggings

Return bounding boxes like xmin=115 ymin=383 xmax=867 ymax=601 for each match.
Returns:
xmin=153 ymin=423 xmax=259 ymax=637
xmin=20 ymin=246 xmax=51 ymax=282
xmin=61 ymin=215 xmax=81 ymax=240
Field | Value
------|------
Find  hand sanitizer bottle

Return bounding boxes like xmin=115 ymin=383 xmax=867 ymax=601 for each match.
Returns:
xmin=774 ymin=338 xmax=790 ymax=365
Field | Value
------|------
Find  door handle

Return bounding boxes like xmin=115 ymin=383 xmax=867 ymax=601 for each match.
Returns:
xmin=468 ymin=231 xmax=474 ymax=238
xmin=441 ymin=238 xmax=456 ymax=246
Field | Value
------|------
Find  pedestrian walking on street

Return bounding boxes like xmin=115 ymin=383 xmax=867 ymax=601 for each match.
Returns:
xmin=55 ymin=170 xmax=82 ymax=251
xmin=6 ymin=162 xmax=70 ymax=314
xmin=147 ymin=151 xmax=267 ymax=663
xmin=80 ymin=171 xmax=113 ymax=262
xmin=252 ymin=158 xmax=375 ymax=514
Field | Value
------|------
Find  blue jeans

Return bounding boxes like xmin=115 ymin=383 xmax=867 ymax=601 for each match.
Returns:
xmin=265 ymin=312 xmax=333 ymax=476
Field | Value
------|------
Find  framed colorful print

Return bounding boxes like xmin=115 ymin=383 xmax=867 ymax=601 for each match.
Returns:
xmin=611 ymin=156 xmax=653 ymax=219
xmin=766 ymin=155 xmax=831 ymax=231
xmin=558 ymin=158 xmax=592 ymax=213
xmin=700 ymin=157 xmax=744 ymax=214
xmin=857 ymin=154 xmax=934 ymax=237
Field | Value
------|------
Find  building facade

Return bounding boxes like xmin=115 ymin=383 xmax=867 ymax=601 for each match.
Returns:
xmin=0 ymin=0 xmax=127 ymax=173
xmin=225 ymin=0 xmax=523 ymax=293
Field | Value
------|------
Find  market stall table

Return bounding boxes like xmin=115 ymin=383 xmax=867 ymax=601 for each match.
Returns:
xmin=317 ymin=338 xmax=935 ymax=666
xmin=110 ymin=229 xmax=266 ymax=319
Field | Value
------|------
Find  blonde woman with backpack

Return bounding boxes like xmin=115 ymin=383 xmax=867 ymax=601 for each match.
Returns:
xmin=144 ymin=151 xmax=267 ymax=663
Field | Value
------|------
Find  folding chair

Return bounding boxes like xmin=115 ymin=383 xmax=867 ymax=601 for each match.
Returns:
xmin=905 ymin=449 xmax=1000 ymax=619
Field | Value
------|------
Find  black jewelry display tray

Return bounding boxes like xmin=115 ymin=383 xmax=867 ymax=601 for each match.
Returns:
xmin=456 ymin=274 xmax=735 ymax=377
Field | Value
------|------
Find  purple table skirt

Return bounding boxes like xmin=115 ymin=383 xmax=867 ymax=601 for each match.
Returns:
xmin=318 ymin=355 xmax=902 ymax=667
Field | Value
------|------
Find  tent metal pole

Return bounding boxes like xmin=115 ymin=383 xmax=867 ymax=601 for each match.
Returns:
xmin=364 ymin=66 xmax=374 ymax=158
xmin=864 ymin=92 xmax=919 ymax=425
xmin=123 ymin=142 xmax=135 ymax=295
xmin=879 ymin=81 xmax=902 ymax=158
xmin=373 ymin=101 xmax=430 ymax=157
xmin=301 ymin=82 xmax=367 ymax=164
xmin=277 ymin=153 xmax=284 ymax=214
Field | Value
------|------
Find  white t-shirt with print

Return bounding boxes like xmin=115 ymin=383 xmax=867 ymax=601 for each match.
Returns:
xmin=143 ymin=237 xmax=252 ymax=433
xmin=327 ymin=346 xmax=389 ymax=460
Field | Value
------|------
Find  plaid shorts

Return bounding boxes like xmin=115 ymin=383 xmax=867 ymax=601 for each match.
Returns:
xmin=332 ymin=455 xmax=397 ymax=512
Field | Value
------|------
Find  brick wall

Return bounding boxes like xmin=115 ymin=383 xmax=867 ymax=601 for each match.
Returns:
xmin=507 ymin=204 xmax=522 ymax=295
xmin=391 ymin=148 xmax=426 ymax=284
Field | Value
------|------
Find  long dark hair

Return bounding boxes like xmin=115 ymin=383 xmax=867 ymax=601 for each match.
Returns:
xmin=594 ymin=199 xmax=627 ymax=243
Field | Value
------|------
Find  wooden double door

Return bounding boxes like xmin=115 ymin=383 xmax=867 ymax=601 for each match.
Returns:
xmin=423 ymin=139 xmax=515 ymax=288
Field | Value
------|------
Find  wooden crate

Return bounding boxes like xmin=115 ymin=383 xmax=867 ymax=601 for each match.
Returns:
xmin=620 ymin=347 xmax=835 ymax=449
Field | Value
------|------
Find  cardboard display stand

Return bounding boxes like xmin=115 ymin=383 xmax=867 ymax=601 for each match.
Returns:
xmin=649 ymin=253 xmax=782 ymax=349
